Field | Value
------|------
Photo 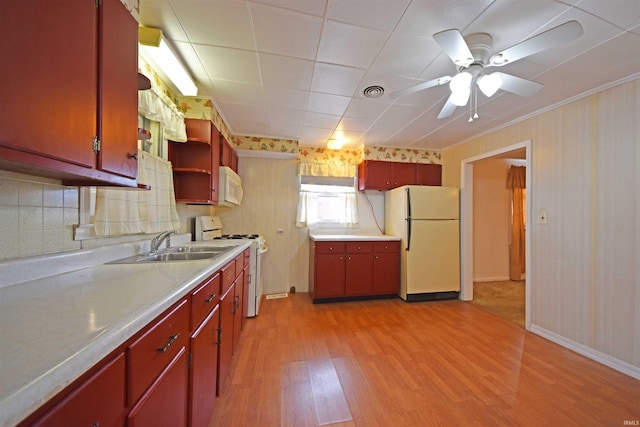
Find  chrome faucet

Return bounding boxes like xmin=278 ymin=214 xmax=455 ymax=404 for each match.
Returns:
xmin=150 ymin=230 xmax=176 ymax=253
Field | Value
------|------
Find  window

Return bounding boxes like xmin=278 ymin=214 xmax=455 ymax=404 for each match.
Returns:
xmin=296 ymin=176 xmax=358 ymax=228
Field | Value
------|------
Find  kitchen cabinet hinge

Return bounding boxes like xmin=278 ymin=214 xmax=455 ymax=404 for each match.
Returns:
xmin=92 ymin=137 xmax=101 ymax=153
xmin=95 ymin=0 xmax=101 ymax=7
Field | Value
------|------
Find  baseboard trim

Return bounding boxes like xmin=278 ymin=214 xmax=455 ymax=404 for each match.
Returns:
xmin=473 ymin=276 xmax=511 ymax=282
xmin=530 ymin=325 xmax=640 ymax=380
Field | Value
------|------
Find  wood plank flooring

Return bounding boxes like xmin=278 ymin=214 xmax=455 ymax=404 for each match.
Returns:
xmin=209 ymin=294 xmax=640 ymax=426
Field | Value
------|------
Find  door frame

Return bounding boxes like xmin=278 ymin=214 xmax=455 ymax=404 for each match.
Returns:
xmin=459 ymin=140 xmax=532 ymax=329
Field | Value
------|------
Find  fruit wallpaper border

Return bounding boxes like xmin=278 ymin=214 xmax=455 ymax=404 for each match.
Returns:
xmin=176 ymin=97 xmax=441 ymax=165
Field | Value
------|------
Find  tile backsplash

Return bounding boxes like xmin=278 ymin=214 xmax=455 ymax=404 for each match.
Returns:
xmin=0 ymin=171 xmax=81 ymax=260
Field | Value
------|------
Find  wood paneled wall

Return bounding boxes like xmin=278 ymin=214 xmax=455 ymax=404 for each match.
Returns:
xmin=442 ymin=78 xmax=640 ymax=372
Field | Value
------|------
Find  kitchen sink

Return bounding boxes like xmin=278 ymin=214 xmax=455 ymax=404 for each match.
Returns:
xmin=167 ymin=245 xmax=236 ymax=253
xmin=108 ymin=246 xmax=235 ymax=264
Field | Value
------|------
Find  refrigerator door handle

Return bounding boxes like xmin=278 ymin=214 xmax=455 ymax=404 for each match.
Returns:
xmin=406 ymin=187 xmax=411 ymax=251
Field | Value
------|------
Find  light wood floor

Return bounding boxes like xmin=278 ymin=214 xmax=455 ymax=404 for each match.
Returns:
xmin=209 ymin=294 xmax=640 ymax=426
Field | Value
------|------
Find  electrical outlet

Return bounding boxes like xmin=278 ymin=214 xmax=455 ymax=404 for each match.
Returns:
xmin=538 ymin=208 xmax=548 ymax=224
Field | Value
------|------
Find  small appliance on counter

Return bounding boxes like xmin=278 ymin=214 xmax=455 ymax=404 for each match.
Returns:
xmin=193 ymin=216 xmax=267 ymax=316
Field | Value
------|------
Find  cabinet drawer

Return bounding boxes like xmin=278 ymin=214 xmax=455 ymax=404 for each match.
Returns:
xmin=315 ymin=241 xmax=345 ymax=254
xmin=128 ymin=298 xmax=189 ymax=405
xmin=221 ymin=261 xmax=236 ymax=294
xmin=346 ymin=242 xmax=373 ymax=253
xmin=190 ymin=272 xmax=221 ymax=330
xmin=373 ymin=241 xmax=400 ymax=253
xmin=243 ymin=248 xmax=250 ymax=267
xmin=32 ymin=353 xmax=126 ymax=427
xmin=234 ymin=254 xmax=244 ymax=279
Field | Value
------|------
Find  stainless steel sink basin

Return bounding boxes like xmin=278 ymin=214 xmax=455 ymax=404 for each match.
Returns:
xmin=109 ymin=250 xmax=223 ymax=264
xmin=167 ymin=245 xmax=236 ymax=253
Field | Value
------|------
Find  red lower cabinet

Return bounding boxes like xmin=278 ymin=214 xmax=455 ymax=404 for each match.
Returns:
xmin=189 ymin=305 xmax=220 ymax=427
xmin=31 ymin=353 xmax=126 ymax=427
xmin=217 ymin=283 xmax=235 ymax=396
xmin=127 ymin=347 xmax=189 ymax=427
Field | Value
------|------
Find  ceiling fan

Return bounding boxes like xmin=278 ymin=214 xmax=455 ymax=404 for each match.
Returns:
xmin=389 ymin=21 xmax=584 ymax=120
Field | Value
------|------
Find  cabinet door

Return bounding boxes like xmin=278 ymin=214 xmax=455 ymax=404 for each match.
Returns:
xmin=0 ymin=0 xmax=97 ymax=168
xmin=189 ymin=305 xmax=220 ymax=427
xmin=373 ymin=252 xmax=400 ymax=295
xmin=416 ymin=163 xmax=442 ymax=186
xmin=315 ymin=254 xmax=346 ymax=297
xmin=32 ymin=353 xmax=125 ymax=427
xmin=127 ymin=347 xmax=188 ymax=427
xmin=98 ymin=0 xmax=138 ymax=179
xmin=217 ymin=284 xmax=235 ymax=396
xmin=391 ymin=162 xmax=416 ymax=188
xmin=359 ymin=161 xmax=391 ymax=191
xmin=232 ymin=273 xmax=243 ymax=355
xmin=345 ymin=253 xmax=373 ymax=296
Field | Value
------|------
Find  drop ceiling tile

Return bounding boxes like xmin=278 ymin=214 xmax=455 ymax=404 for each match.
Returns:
xmin=376 ymin=104 xmax=429 ymax=125
xmin=267 ymin=123 xmax=303 ymax=139
xmin=300 ymin=127 xmax=335 ymax=145
xmin=326 ymin=0 xmax=411 ymax=32
xmin=194 ymin=45 xmax=260 ymax=83
xmin=252 ymin=0 xmax=327 ymax=17
xmin=268 ymin=106 xmax=306 ymax=125
xmin=264 ymin=86 xmax=309 ymax=110
xmin=395 ymin=0 xmax=494 ymax=37
xmin=259 ymin=54 xmax=315 ymax=90
xmin=575 ymin=0 xmax=640 ymax=31
xmin=250 ymin=3 xmax=323 ymax=60
xmin=370 ymin=32 xmax=439 ymax=78
xmin=303 ymin=112 xmax=342 ymax=129
xmin=171 ymin=41 xmax=210 ymax=83
xmin=338 ymin=117 xmax=375 ymax=132
xmin=317 ymin=21 xmax=389 ymax=69
xmin=310 ymin=63 xmax=367 ymax=97
xmin=343 ymin=98 xmax=390 ymax=118
xmin=169 ymin=0 xmax=254 ymax=49
xmin=307 ymin=92 xmax=351 ymax=116
xmin=140 ymin=0 xmax=189 ymax=42
xmin=217 ymin=102 xmax=268 ymax=127
xmin=210 ymin=80 xmax=265 ymax=105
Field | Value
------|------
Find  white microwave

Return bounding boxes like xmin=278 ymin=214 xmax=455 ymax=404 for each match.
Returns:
xmin=218 ymin=166 xmax=243 ymax=206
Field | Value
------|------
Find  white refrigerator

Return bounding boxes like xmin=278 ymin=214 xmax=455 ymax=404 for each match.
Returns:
xmin=384 ymin=185 xmax=460 ymax=301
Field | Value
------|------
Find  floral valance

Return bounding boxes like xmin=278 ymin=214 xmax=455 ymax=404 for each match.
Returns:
xmin=297 ymin=161 xmax=357 ymax=178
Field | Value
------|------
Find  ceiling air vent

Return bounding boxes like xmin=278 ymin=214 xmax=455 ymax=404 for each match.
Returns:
xmin=363 ymin=85 xmax=385 ymax=98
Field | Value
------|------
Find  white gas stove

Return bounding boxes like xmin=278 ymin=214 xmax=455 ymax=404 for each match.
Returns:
xmin=193 ymin=216 xmax=267 ymax=317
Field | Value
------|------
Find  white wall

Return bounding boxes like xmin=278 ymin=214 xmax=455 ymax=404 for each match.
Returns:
xmin=443 ymin=78 xmax=640 ymax=374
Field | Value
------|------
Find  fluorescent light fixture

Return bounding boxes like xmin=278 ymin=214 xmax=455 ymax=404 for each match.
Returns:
xmin=326 ymin=139 xmax=345 ymax=150
xmin=139 ymin=27 xmax=198 ymax=96
xmin=477 ymin=72 xmax=503 ymax=97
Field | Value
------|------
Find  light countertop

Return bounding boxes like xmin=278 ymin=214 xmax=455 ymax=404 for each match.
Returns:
xmin=309 ymin=233 xmax=401 ymax=242
xmin=0 ymin=240 xmax=249 ymax=427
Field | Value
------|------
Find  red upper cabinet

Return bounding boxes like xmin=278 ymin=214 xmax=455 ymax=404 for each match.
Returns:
xmin=220 ymin=136 xmax=238 ymax=172
xmin=98 ymin=0 xmax=139 ymax=180
xmin=358 ymin=160 xmax=442 ymax=190
xmin=169 ymin=119 xmax=221 ymax=205
xmin=0 ymin=0 xmax=139 ymax=186
xmin=416 ymin=163 xmax=442 ymax=186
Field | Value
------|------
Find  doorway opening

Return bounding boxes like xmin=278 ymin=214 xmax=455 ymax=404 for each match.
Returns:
xmin=459 ymin=141 xmax=532 ymax=329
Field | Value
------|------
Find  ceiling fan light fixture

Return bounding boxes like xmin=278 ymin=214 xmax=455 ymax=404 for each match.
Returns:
xmin=477 ymin=72 xmax=503 ymax=97
xmin=450 ymin=88 xmax=471 ymax=106
xmin=449 ymin=71 xmax=472 ymax=93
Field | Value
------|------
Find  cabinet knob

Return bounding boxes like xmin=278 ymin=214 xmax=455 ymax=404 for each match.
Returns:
xmin=357 ymin=246 xmax=361 ymax=250
xmin=348 ymin=256 xmax=352 ymax=261
xmin=128 ymin=153 xmax=138 ymax=160
xmin=384 ymin=245 xmax=388 ymax=250
xmin=329 ymin=247 xmax=333 ymax=251
xmin=339 ymin=256 xmax=343 ymax=260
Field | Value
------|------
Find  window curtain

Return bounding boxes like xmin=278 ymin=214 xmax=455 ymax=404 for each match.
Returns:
xmin=296 ymin=160 xmax=358 ymax=228
xmin=138 ymin=81 xmax=187 ymax=142
xmin=507 ymin=165 xmax=526 ymax=280
xmin=93 ymin=151 xmax=181 ymax=235
xmin=297 ymin=161 xmax=357 ymax=178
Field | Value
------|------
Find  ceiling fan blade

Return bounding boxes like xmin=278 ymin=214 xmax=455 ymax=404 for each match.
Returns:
xmin=388 ymin=76 xmax=451 ymax=99
xmin=498 ymin=73 xmax=543 ymax=97
xmin=433 ymin=29 xmax=474 ymax=67
xmin=489 ymin=20 xmax=583 ymax=66
xmin=437 ymin=94 xmax=458 ymax=119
